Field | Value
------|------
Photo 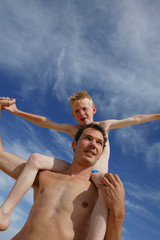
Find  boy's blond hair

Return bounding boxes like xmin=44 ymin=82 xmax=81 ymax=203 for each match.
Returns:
xmin=68 ymin=91 xmax=94 ymax=109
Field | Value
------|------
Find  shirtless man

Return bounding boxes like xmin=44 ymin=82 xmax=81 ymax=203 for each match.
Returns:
xmin=0 ymin=103 xmax=125 ymax=240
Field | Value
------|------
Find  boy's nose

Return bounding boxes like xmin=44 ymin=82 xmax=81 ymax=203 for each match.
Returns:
xmin=79 ymin=110 xmax=85 ymax=116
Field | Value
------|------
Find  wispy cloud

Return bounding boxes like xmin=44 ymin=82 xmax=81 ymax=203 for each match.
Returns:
xmin=1 ymin=0 xmax=160 ymax=116
xmin=125 ymin=199 xmax=154 ymax=220
xmin=125 ymin=181 xmax=160 ymax=203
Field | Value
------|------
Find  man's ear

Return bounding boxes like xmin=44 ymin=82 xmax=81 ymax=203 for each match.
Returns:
xmin=72 ymin=140 xmax=76 ymax=151
xmin=93 ymin=105 xmax=97 ymax=115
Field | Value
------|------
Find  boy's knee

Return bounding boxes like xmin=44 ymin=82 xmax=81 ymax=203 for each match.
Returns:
xmin=91 ymin=172 xmax=105 ymax=186
xmin=27 ymin=153 xmax=43 ymax=169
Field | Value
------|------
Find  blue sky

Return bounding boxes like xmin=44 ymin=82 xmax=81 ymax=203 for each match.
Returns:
xmin=0 ymin=0 xmax=160 ymax=239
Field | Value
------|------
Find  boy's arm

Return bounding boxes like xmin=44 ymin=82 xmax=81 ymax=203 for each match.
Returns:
xmin=1 ymin=97 xmax=76 ymax=137
xmin=98 ymin=173 xmax=125 ymax=240
xmin=107 ymin=114 xmax=160 ymax=130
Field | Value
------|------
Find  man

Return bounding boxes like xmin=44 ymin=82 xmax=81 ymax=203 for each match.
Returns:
xmin=0 ymin=101 xmax=125 ymax=239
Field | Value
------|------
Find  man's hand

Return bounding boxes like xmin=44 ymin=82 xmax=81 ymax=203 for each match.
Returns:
xmin=98 ymin=173 xmax=125 ymax=217
xmin=99 ymin=173 xmax=125 ymax=240
xmin=0 ymin=97 xmax=16 ymax=112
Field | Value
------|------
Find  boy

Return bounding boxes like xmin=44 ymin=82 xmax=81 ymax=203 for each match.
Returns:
xmin=0 ymin=92 xmax=159 ymax=239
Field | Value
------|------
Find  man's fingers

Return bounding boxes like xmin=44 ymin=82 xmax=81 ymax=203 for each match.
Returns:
xmin=102 ymin=173 xmax=118 ymax=186
xmin=100 ymin=176 xmax=113 ymax=188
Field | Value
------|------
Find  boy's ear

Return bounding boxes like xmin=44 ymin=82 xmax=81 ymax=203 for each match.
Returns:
xmin=93 ymin=105 xmax=97 ymax=115
xmin=72 ymin=112 xmax=76 ymax=119
xmin=72 ymin=140 xmax=76 ymax=150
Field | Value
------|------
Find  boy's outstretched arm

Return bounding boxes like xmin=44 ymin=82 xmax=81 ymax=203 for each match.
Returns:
xmin=0 ymin=97 xmax=76 ymax=137
xmin=106 ymin=113 xmax=160 ymax=130
xmin=99 ymin=173 xmax=125 ymax=240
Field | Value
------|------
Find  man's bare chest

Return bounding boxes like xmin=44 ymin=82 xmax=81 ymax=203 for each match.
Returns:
xmin=36 ymin=171 xmax=97 ymax=215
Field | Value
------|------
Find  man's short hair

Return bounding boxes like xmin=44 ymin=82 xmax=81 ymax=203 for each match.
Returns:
xmin=75 ymin=123 xmax=107 ymax=150
xmin=68 ymin=91 xmax=94 ymax=109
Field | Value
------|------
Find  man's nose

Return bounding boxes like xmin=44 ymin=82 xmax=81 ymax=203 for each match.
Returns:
xmin=89 ymin=140 xmax=96 ymax=148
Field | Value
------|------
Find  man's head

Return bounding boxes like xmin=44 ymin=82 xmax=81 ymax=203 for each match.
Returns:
xmin=72 ymin=123 xmax=107 ymax=167
xmin=68 ymin=91 xmax=96 ymax=126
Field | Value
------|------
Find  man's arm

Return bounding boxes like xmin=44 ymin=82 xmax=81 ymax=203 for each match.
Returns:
xmin=0 ymin=100 xmax=27 ymax=179
xmin=0 ymin=99 xmax=71 ymax=180
xmin=106 ymin=114 xmax=160 ymax=130
xmin=0 ymin=97 xmax=76 ymax=137
xmin=98 ymin=173 xmax=125 ymax=240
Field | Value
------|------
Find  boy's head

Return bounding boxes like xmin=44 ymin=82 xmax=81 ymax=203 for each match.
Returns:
xmin=68 ymin=91 xmax=96 ymax=126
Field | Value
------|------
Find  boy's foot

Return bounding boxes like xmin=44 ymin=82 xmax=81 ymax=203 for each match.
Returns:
xmin=0 ymin=209 xmax=10 ymax=231
xmin=0 ymin=97 xmax=15 ymax=110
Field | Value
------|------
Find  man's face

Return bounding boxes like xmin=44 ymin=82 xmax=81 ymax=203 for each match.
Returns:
xmin=72 ymin=128 xmax=104 ymax=167
xmin=72 ymin=99 xmax=96 ymax=126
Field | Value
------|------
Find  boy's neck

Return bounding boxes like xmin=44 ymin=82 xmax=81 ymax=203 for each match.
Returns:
xmin=79 ymin=121 xmax=94 ymax=127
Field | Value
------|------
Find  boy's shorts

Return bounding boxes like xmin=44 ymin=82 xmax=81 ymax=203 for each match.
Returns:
xmin=91 ymin=169 xmax=101 ymax=174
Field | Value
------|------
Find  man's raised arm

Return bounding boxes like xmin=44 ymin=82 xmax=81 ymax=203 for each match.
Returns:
xmin=0 ymin=99 xmax=26 ymax=179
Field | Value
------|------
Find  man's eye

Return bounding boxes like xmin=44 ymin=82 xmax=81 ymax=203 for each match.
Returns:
xmin=85 ymin=136 xmax=91 ymax=140
xmin=98 ymin=141 xmax=103 ymax=146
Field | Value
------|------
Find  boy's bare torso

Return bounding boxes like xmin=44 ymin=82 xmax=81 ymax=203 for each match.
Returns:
xmin=12 ymin=170 xmax=98 ymax=240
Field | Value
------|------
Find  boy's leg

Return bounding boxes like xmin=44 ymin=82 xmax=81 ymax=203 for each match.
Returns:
xmin=0 ymin=137 xmax=26 ymax=180
xmin=0 ymin=153 xmax=59 ymax=231
xmin=88 ymin=190 xmax=108 ymax=240
xmin=93 ymin=142 xmax=109 ymax=172
xmin=89 ymin=172 xmax=109 ymax=240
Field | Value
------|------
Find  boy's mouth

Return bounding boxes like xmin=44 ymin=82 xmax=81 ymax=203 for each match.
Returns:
xmin=80 ymin=117 xmax=87 ymax=121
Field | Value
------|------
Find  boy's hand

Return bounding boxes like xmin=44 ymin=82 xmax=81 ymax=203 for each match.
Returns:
xmin=0 ymin=97 xmax=16 ymax=112
xmin=98 ymin=173 xmax=125 ymax=217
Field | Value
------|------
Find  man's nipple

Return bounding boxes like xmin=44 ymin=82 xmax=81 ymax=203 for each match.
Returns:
xmin=82 ymin=201 xmax=88 ymax=208
xmin=40 ymin=188 xmax=45 ymax=194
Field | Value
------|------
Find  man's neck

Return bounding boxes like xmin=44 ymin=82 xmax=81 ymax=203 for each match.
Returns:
xmin=65 ymin=163 xmax=93 ymax=180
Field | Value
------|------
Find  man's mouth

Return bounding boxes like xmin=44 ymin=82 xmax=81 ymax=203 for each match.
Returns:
xmin=84 ymin=149 xmax=96 ymax=156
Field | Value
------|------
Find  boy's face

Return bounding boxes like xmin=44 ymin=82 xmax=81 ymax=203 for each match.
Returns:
xmin=72 ymin=128 xmax=104 ymax=167
xmin=72 ymin=99 xmax=96 ymax=126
